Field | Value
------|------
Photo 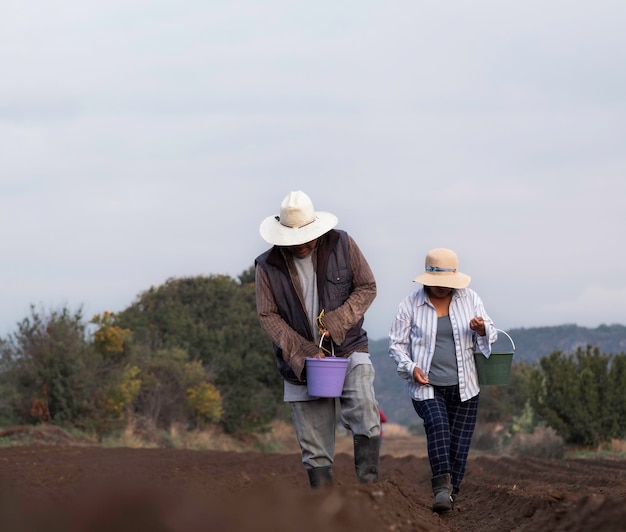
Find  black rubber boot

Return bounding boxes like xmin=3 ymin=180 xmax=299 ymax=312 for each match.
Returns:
xmin=431 ymin=473 xmax=453 ymax=513
xmin=307 ymin=466 xmax=333 ymax=489
xmin=353 ymin=434 xmax=380 ymax=484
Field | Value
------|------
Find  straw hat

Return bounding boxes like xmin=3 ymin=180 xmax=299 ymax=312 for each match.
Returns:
xmin=259 ymin=191 xmax=338 ymax=246
xmin=414 ymin=248 xmax=471 ymax=289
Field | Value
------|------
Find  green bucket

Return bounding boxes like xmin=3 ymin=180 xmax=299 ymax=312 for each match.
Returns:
xmin=474 ymin=329 xmax=515 ymax=386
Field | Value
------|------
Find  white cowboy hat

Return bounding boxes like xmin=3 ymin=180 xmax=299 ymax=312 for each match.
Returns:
xmin=259 ymin=191 xmax=338 ymax=246
xmin=414 ymin=248 xmax=471 ymax=289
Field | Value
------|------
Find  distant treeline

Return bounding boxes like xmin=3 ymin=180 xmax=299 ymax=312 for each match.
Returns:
xmin=0 ymin=272 xmax=624 ymax=448
xmin=495 ymin=324 xmax=626 ymax=364
xmin=0 ymin=268 xmax=282 ymax=437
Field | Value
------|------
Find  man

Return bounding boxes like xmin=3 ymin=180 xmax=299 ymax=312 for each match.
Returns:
xmin=255 ymin=190 xmax=381 ymax=488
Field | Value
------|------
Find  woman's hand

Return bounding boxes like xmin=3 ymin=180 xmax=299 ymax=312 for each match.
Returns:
xmin=470 ymin=316 xmax=486 ymax=337
xmin=413 ymin=366 xmax=429 ymax=385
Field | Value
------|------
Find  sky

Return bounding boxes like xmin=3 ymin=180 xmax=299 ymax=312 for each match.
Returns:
xmin=1 ymin=0 xmax=625 ymax=341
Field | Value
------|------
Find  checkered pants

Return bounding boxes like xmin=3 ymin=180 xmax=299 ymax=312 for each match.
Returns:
xmin=412 ymin=385 xmax=479 ymax=494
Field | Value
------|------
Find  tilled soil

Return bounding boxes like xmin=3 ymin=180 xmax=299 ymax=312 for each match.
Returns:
xmin=1 ymin=443 xmax=625 ymax=532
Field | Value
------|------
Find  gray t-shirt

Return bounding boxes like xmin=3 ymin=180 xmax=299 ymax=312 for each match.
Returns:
xmin=428 ymin=315 xmax=459 ymax=386
xmin=293 ymin=253 xmax=319 ymax=341
xmin=285 ymin=253 xmax=319 ymax=401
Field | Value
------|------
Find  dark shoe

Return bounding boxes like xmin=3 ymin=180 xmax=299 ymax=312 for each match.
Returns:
xmin=431 ymin=473 xmax=453 ymax=513
xmin=307 ymin=466 xmax=333 ymax=489
xmin=353 ymin=434 xmax=380 ymax=483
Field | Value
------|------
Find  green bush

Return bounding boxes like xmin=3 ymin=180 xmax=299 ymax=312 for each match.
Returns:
xmin=529 ymin=346 xmax=626 ymax=446
xmin=116 ymin=273 xmax=283 ymax=434
xmin=0 ymin=305 xmax=105 ymax=430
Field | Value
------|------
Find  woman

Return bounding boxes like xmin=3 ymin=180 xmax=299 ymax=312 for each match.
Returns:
xmin=388 ymin=248 xmax=497 ymax=512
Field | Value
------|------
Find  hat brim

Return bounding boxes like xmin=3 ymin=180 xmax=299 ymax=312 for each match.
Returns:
xmin=259 ymin=211 xmax=338 ymax=246
xmin=413 ymin=271 xmax=471 ymax=289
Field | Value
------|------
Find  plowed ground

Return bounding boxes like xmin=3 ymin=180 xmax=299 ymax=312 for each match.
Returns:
xmin=1 ymin=435 xmax=625 ymax=532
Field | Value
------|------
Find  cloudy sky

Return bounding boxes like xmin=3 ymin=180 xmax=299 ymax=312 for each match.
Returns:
xmin=1 ymin=0 xmax=625 ymax=341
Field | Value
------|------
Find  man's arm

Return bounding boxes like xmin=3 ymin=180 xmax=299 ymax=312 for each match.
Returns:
xmin=255 ymin=264 xmax=320 ymax=380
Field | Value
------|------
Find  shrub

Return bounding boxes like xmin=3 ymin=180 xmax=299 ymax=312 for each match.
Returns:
xmin=507 ymin=424 xmax=565 ymax=459
xmin=529 ymin=346 xmax=624 ymax=446
xmin=186 ymin=382 xmax=223 ymax=426
xmin=472 ymin=422 xmax=504 ymax=453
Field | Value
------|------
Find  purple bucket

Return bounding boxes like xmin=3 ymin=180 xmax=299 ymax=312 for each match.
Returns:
xmin=305 ymin=357 xmax=349 ymax=397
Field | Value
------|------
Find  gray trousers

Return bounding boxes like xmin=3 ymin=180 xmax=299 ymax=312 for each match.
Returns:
xmin=290 ymin=359 xmax=380 ymax=469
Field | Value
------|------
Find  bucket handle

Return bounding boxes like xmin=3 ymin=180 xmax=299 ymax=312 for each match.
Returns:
xmin=495 ymin=328 xmax=516 ymax=352
xmin=319 ymin=334 xmax=335 ymax=357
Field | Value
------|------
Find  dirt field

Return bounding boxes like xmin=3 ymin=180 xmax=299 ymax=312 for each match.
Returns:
xmin=1 ymin=428 xmax=626 ymax=532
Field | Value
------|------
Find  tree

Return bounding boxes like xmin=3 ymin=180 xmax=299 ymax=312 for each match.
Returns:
xmin=127 ymin=345 xmax=193 ymax=427
xmin=529 ymin=345 xmax=624 ymax=446
xmin=0 ymin=305 xmax=104 ymax=430
xmin=116 ymin=272 xmax=282 ymax=433
xmin=238 ymin=265 xmax=256 ymax=284
xmin=477 ymin=361 xmax=534 ymax=424
xmin=607 ymin=352 xmax=626 ymax=438
xmin=92 ymin=311 xmax=131 ymax=357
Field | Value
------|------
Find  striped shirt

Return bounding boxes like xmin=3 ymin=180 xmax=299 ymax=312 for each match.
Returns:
xmin=388 ymin=287 xmax=497 ymax=402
